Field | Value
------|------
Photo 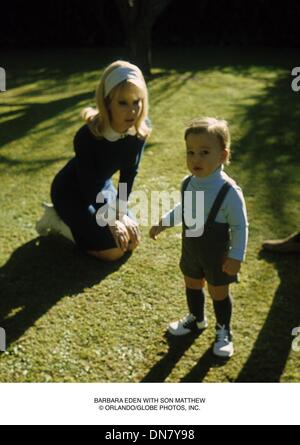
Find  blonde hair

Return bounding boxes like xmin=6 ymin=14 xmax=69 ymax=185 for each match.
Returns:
xmin=82 ymin=60 xmax=151 ymax=140
xmin=184 ymin=117 xmax=231 ymax=164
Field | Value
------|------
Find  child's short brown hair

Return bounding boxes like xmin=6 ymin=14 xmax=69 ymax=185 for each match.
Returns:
xmin=184 ymin=117 xmax=231 ymax=163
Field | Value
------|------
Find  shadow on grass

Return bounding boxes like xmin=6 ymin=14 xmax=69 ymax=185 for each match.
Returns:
xmin=0 ymin=48 xmax=123 ymax=164
xmin=0 ymin=154 xmax=70 ymax=174
xmin=147 ymin=71 xmax=199 ymax=107
xmin=236 ymin=250 xmax=300 ymax=382
xmin=0 ymin=91 xmax=92 ymax=152
xmin=2 ymin=46 xmax=297 ymax=158
xmin=229 ymin=65 xmax=300 ymax=381
xmin=2 ymin=48 xmax=118 ymax=91
xmin=141 ymin=331 xmax=203 ymax=382
xmin=141 ymin=330 xmax=228 ymax=382
xmin=231 ymin=72 xmax=300 ymax=231
xmin=0 ymin=236 xmax=131 ymax=348
xmin=180 ymin=348 xmax=230 ymax=382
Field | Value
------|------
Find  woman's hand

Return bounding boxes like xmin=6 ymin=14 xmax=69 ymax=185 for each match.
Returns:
xmin=120 ymin=214 xmax=141 ymax=249
xmin=109 ymin=220 xmax=130 ymax=252
xmin=222 ymin=257 xmax=241 ymax=276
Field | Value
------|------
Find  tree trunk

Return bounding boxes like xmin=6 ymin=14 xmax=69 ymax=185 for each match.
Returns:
xmin=114 ymin=0 xmax=171 ymax=75
xmin=128 ymin=23 xmax=152 ymax=75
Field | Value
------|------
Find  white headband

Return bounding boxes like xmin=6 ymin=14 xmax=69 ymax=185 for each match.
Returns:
xmin=104 ymin=66 xmax=144 ymax=97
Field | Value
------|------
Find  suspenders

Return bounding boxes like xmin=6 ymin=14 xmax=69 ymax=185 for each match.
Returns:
xmin=205 ymin=182 xmax=231 ymax=229
xmin=181 ymin=176 xmax=231 ymax=229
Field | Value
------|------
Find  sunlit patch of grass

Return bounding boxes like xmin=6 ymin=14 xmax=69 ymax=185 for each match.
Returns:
xmin=0 ymin=46 xmax=299 ymax=382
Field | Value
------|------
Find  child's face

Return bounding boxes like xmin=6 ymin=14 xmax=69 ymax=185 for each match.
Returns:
xmin=186 ymin=132 xmax=228 ymax=178
xmin=108 ymin=83 xmax=143 ymax=133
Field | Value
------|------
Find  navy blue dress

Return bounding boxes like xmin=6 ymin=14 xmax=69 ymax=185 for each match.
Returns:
xmin=51 ymin=124 xmax=145 ymax=251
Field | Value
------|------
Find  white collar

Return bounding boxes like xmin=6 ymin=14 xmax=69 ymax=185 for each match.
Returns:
xmin=103 ymin=125 xmax=136 ymax=142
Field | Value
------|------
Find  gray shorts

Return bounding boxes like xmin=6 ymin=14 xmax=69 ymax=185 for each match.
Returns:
xmin=179 ymin=232 xmax=238 ymax=286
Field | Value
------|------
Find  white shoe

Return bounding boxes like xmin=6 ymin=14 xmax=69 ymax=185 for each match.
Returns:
xmin=36 ymin=203 xmax=54 ymax=235
xmin=213 ymin=324 xmax=234 ymax=358
xmin=36 ymin=203 xmax=74 ymax=243
xmin=168 ymin=313 xmax=208 ymax=336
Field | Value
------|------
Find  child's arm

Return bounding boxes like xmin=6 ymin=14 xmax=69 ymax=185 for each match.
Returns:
xmin=223 ymin=186 xmax=249 ymax=275
xmin=149 ymin=220 xmax=168 ymax=240
xmin=222 ymin=257 xmax=241 ymax=275
xmin=150 ymin=176 xmax=190 ymax=240
xmin=149 ymin=202 xmax=182 ymax=240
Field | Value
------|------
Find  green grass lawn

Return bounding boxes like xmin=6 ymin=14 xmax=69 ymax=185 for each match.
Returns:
xmin=0 ymin=46 xmax=300 ymax=382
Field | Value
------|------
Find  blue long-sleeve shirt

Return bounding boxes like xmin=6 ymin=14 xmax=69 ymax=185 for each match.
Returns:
xmin=161 ymin=167 xmax=249 ymax=261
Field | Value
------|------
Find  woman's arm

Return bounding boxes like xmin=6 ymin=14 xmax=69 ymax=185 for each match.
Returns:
xmin=118 ymin=139 xmax=145 ymax=204
xmin=74 ymin=127 xmax=100 ymax=207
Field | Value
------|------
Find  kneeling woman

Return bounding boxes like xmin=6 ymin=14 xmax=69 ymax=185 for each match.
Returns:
xmin=37 ymin=60 xmax=151 ymax=261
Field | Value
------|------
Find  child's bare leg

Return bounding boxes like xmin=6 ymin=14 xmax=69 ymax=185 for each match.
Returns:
xmin=207 ymin=284 xmax=229 ymax=301
xmin=184 ymin=275 xmax=205 ymax=289
xmin=87 ymin=238 xmax=138 ymax=260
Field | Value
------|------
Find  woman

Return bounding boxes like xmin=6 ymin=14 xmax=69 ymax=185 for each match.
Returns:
xmin=36 ymin=60 xmax=151 ymax=261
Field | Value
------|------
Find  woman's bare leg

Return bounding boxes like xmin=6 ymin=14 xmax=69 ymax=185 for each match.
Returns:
xmin=87 ymin=242 xmax=137 ymax=261
xmin=87 ymin=247 xmax=125 ymax=261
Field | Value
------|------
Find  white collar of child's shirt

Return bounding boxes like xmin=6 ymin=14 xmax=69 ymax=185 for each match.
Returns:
xmin=103 ymin=125 xmax=136 ymax=142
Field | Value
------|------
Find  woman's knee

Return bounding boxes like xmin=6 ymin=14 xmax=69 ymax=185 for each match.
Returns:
xmin=87 ymin=247 xmax=125 ymax=262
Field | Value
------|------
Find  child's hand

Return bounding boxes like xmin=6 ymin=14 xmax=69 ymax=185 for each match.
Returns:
xmin=149 ymin=224 xmax=164 ymax=240
xmin=222 ymin=257 xmax=241 ymax=276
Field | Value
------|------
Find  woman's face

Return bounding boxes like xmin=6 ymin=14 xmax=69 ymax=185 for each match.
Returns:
xmin=108 ymin=82 xmax=143 ymax=133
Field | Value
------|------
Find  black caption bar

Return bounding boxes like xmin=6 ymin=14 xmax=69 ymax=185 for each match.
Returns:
xmin=103 ymin=426 xmax=197 ymax=441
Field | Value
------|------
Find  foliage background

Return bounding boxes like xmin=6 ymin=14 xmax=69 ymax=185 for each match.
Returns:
xmin=1 ymin=0 xmax=300 ymax=49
